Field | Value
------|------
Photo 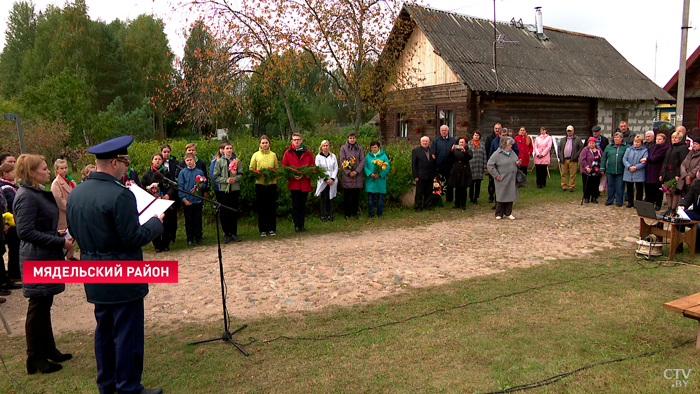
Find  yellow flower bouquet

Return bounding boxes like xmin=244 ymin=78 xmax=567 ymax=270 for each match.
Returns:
xmin=371 ymin=159 xmax=388 ymax=175
xmin=3 ymin=212 xmax=15 ymax=227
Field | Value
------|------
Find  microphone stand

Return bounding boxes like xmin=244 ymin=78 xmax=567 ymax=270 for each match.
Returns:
xmin=162 ymin=178 xmax=249 ymax=356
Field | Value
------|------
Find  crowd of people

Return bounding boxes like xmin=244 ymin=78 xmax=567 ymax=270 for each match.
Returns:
xmin=3 ymin=121 xmax=700 ymax=393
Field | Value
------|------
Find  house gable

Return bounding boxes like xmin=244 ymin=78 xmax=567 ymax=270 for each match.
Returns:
xmin=390 ymin=27 xmax=460 ymax=91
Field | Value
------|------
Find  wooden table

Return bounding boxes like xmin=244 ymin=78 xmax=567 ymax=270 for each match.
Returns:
xmin=638 ymin=217 xmax=699 ymax=260
xmin=664 ymin=292 xmax=700 ymax=349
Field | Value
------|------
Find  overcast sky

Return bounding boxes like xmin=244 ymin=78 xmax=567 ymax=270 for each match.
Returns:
xmin=0 ymin=0 xmax=699 ymax=88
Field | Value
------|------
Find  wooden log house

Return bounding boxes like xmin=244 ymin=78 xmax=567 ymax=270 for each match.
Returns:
xmin=379 ymin=4 xmax=674 ymax=145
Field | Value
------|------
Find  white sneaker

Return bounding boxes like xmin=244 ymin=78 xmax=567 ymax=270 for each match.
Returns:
xmin=495 ymin=216 xmax=502 ymax=220
xmin=268 ymin=231 xmax=276 ymax=236
xmin=507 ymin=215 xmax=516 ymax=220
xmin=261 ymin=232 xmax=267 ymax=237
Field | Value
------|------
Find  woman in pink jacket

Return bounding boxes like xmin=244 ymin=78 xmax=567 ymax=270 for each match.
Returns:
xmin=532 ymin=126 xmax=552 ymax=188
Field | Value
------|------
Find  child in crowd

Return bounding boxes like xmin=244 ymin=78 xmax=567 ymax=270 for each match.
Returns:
xmin=178 ymin=153 xmax=206 ymax=246
xmin=181 ymin=143 xmax=209 ymax=197
xmin=80 ymin=164 xmax=96 ymax=183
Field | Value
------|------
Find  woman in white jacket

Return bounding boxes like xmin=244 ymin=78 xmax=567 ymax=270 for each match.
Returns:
xmin=315 ymin=140 xmax=339 ymax=221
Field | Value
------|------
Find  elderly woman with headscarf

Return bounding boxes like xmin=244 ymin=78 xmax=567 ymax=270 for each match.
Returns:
xmin=487 ymin=136 xmax=521 ymax=219
xmin=601 ymin=132 xmax=629 ymax=207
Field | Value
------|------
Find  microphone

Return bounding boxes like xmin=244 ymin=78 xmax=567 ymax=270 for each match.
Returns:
xmin=153 ymin=172 xmax=177 ymax=186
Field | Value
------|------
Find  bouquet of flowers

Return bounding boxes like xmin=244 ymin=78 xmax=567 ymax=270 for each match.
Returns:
xmin=226 ymin=158 xmax=238 ymax=192
xmin=341 ymin=156 xmax=356 ymax=172
xmin=192 ymin=175 xmax=206 ymax=194
xmin=371 ymin=159 xmax=388 ymax=175
xmin=3 ymin=212 xmax=15 ymax=227
xmin=244 ymin=168 xmax=280 ymax=185
xmin=125 ymin=180 xmax=136 ymax=187
xmin=660 ymin=179 xmax=678 ymax=195
xmin=432 ymin=177 xmax=443 ymax=195
xmin=278 ymin=165 xmax=329 ymax=182
xmin=147 ymin=182 xmax=160 ymax=196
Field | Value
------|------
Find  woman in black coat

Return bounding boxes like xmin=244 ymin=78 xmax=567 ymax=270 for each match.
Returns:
xmin=141 ymin=153 xmax=178 ymax=252
xmin=659 ymin=131 xmax=689 ymax=215
xmin=14 ymin=154 xmax=74 ymax=374
xmin=448 ymin=136 xmax=473 ymax=210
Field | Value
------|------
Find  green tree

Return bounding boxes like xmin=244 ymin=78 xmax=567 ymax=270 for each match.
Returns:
xmin=0 ymin=1 xmax=37 ymax=99
xmin=20 ymin=69 xmax=92 ymax=145
xmin=113 ymin=14 xmax=174 ymax=139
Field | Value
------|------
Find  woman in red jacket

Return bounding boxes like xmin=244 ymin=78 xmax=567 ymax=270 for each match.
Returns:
xmin=282 ymin=133 xmax=315 ymax=232
xmin=514 ymin=127 xmax=533 ymax=187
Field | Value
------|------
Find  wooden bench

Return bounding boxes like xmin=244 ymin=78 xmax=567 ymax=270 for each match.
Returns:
xmin=663 ymin=292 xmax=700 ymax=349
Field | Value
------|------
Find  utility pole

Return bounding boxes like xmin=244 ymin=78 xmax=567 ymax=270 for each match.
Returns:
xmin=677 ymin=0 xmax=691 ymax=126
xmin=2 ymin=113 xmax=26 ymax=154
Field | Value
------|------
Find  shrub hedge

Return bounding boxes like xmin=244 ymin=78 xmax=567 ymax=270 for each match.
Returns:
xmin=91 ymin=135 xmax=415 ymax=217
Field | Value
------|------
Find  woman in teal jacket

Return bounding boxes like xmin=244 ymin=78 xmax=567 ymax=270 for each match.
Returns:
xmin=364 ymin=141 xmax=391 ymax=217
xmin=600 ymin=132 xmax=629 ymax=207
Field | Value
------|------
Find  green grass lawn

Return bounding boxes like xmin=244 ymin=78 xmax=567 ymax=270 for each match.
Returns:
xmin=2 ymin=250 xmax=699 ymax=393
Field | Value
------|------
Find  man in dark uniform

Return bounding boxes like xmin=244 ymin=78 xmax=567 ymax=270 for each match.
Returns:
xmin=66 ymin=136 xmax=164 ymax=394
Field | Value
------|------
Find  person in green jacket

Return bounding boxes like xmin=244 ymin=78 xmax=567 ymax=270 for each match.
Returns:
xmin=364 ymin=141 xmax=391 ymax=217
xmin=213 ymin=141 xmax=243 ymax=243
xmin=600 ymin=132 xmax=629 ymax=207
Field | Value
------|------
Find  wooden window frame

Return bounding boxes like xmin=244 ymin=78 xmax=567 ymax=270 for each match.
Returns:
xmin=396 ymin=113 xmax=408 ymax=138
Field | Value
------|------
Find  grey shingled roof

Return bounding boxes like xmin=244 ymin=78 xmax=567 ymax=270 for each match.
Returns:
xmin=402 ymin=4 xmax=674 ymax=101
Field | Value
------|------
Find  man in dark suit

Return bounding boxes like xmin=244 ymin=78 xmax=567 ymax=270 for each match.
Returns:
xmin=412 ymin=136 xmax=436 ymax=212
xmin=67 ymin=136 xmax=164 ymax=394
xmin=591 ymin=125 xmax=609 ymax=152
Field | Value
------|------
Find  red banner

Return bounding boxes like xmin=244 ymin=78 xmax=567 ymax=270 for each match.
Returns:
xmin=22 ymin=261 xmax=178 ymax=283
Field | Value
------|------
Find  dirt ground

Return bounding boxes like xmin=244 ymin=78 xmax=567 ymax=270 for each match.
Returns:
xmin=0 ymin=199 xmax=642 ymax=336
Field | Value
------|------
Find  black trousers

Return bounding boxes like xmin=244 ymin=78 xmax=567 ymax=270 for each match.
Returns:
xmin=255 ymin=184 xmax=277 ymax=233
xmin=625 ymin=181 xmax=644 ymax=204
xmin=535 ymin=164 xmax=548 ymax=187
xmin=495 ymin=202 xmax=513 ymax=217
xmin=94 ymin=299 xmax=144 ymax=394
xmin=215 ymin=190 xmax=239 ymax=237
xmin=319 ymin=186 xmax=333 ymax=218
xmin=290 ymin=190 xmax=309 ymax=228
xmin=5 ymin=227 xmax=20 ymax=279
xmin=26 ymin=295 xmax=57 ymax=359
xmin=488 ymin=174 xmax=496 ymax=200
xmin=415 ymin=180 xmax=434 ymax=210
xmin=183 ymin=203 xmax=203 ymax=242
xmin=454 ymin=187 xmax=468 ymax=208
xmin=468 ymin=179 xmax=482 ymax=202
xmin=163 ymin=202 xmax=178 ymax=243
xmin=344 ymin=188 xmax=360 ymax=217
xmin=645 ymin=183 xmax=663 ymax=208
xmin=438 ymin=165 xmax=453 ymax=202
xmin=582 ymin=174 xmax=601 ymax=200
